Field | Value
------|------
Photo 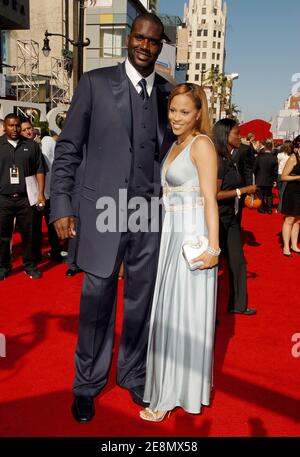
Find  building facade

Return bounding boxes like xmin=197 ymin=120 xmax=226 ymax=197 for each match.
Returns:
xmin=0 ymin=0 xmax=30 ymax=97
xmin=2 ymin=0 xmax=163 ymax=107
xmin=176 ymin=0 xmax=229 ymax=121
xmin=0 ymin=0 xmax=30 ymax=30
xmin=4 ymin=0 xmax=148 ymax=104
xmin=184 ymin=0 xmax=227 ymax=84
xmin=4 ymin=0 xmax=74 ymax=105
xmin=85 ymin=0 xmax=161 ymax=71
xmin=6 ymin=0 xmax=71 ymax=79
xmin=86 ymin=0 xmax=146 ymax=71
xmin=272 ymin=93 xmax=300 ymax=140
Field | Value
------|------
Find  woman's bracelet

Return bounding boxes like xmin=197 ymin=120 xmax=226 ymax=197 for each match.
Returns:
xmin=206 ymin=246 xmax=221 ymax=257
xmin=236 ymin=188 xmax=242 ymax=199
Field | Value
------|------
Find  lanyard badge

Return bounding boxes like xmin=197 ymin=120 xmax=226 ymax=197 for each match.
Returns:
xmin=10 ymin=167 xmax=20 ymax=184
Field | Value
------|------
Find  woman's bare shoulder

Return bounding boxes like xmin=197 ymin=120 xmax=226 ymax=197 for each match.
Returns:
xmin=191 ymin=134 xmax=216 ymax=159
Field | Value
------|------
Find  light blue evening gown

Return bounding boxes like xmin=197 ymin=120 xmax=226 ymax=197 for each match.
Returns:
xmin=143 ymin=135 xmax=218 ymax=414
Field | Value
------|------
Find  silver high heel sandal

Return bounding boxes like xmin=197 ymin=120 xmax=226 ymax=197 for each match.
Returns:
xmin=139 ymin=407 xmax=171 ymax=422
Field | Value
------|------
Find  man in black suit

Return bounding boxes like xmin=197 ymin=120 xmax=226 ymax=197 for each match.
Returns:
xmin=50 ymin=13 xmax=173 ymax=422
xmin=246 ymin=133 xmax=257 ymax=158
xmin=254 ymin=140 xmax=278 ymax=214
xmin=232 ymin=142 xmax=255 ymax=226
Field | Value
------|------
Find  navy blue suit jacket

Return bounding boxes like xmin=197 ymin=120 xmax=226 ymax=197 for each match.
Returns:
xmin=50 ymin=62 xmax=173 ymax=277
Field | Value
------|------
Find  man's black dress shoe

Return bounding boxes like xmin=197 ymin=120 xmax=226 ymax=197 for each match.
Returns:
xmin=72 ymin=395 xmax=95 ymax=422
xmin=229 ymin=308 xmax=257 ymax=315
xmin=66 ymin=268 xmax=81 ymax=277
xmin=45 ymin=252 xmax=65 ymax=262
xmin=130 ymin=385 xmax=149 ymax=407
xmin=24 ymin=267 xmax=42 ymax=279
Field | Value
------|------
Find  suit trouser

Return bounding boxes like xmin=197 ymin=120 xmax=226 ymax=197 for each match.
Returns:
xmin=73 ymin=227 xmax=159 ymax=397
xmin=236 ymin=195 xmax=246 ymax=227
xmin=0 ymin=195 xmax=36 ymax=270
xmin=258 ymin=186 xmax=273 ymax=212
xmin=220 ymin=217 xmax=248 ymax=312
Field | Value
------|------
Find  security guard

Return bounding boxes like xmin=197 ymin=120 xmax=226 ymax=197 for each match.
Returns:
xmin=0 ymin=114 xmax=46 ymax=280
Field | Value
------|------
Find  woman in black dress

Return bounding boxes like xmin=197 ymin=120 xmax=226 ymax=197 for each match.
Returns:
xmin=281 ymin=135 xmax=300 ymax=256
xmin=213 ymin=119 xmax=257 ymax=315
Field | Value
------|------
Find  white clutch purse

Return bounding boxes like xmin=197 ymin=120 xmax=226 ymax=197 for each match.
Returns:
xmin=182 ymin=235 xmax=209 ymax=270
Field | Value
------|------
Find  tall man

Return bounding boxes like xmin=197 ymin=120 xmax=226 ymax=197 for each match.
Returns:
xmin=254 ymin=140 xmax=278 ymax=214
xmin=0 ymin=114 xmax=46 ymax=279
xmin=50 ymin=13 xmax=173 ymax=422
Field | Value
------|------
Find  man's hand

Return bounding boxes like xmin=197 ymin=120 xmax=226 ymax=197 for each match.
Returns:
xmin=54 ymin=216 xmax=76 ymax=240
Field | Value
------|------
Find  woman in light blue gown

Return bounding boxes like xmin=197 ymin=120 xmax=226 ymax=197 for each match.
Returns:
xmin=140 ymin=83 xmax=220 ymax=422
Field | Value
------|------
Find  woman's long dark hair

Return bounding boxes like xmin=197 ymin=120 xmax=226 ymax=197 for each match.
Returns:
xmin=292 ymin=135 xmax=300 ymax=151
xmin=213 ymin=118 xmax=238 ymax=158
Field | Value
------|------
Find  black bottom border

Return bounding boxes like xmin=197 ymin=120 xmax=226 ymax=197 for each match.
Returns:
xmin=0 ymin=437 xmax=299 ymax=454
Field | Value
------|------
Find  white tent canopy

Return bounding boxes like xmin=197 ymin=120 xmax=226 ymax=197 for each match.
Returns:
xmin=271 ymin=115 xmax=300 ymax=139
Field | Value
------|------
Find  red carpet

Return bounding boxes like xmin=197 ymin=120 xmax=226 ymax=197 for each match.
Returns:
xmin=1 ymin=207 xmax=300 ymax=437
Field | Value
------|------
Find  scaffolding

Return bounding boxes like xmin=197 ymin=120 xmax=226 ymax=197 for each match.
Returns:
xmin=50 ymin=57 xmax=70 ymax=108
xmin=16 ymin=40 xmax=40 ymax=104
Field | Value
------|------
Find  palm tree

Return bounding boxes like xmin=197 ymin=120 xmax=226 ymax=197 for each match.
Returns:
xmin=226 ymin=103 xmax=241 ymax=122
xmin=204 ymin=69 xmax=232 ymax=121
xmin=217 ymin=73 xmax=231 ymax=119
xmin=204 ymin=68 xmax=220 ymax=121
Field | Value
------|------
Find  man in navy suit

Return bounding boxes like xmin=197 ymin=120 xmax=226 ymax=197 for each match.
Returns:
xmin=50 ymin=13 xmax=173 ymax=422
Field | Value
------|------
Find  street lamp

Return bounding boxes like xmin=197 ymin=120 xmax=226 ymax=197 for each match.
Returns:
xmin=42 ymin=35 xmax=51 ymax=57
xmin=42 ymin=0 xmax=90 ymax=83
xmin=42 ymin=30 xmax=90 ymax=58
xmin=42 ymin=29 xmax=90 ymax=82
xmin=226 ymin=73 xmax=239 ymax=118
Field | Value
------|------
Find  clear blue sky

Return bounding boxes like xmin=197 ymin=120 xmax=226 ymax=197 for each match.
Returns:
xmin=159 ymin=0 xmax=300 ymax=122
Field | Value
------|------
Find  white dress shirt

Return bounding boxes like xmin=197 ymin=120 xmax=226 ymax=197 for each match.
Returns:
xmin=7 ymin=139 xmax=19 ymax=148
xmin=125 ymin=58 xmax=155 ymax=97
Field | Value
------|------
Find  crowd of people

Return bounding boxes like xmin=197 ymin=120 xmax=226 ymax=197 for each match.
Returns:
xmin=1 ymin=12 xmax=300 ymax=425
xmin=0 ymin=117 xmax=81 ymax=279
xmin=237 ymin=133 xmax=300 ymax=257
